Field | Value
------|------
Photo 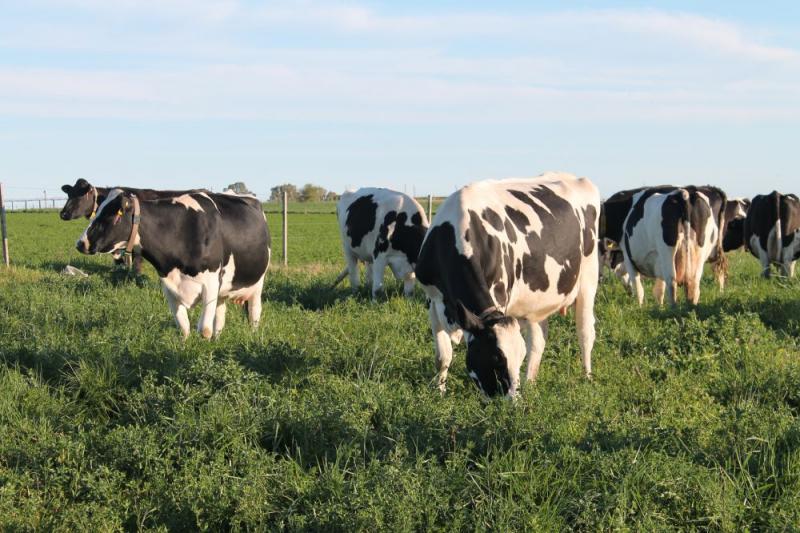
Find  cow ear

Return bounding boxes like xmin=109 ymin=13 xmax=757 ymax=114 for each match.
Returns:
xmin=457 ymin=301 xmax=484 ymax=333
xmin=61 ymin=184 xmax=72 ymax=194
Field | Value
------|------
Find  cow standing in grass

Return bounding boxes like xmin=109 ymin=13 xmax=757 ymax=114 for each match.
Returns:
xmin=334 ymin=188 xmax=429 ymax=299
xmin=76 ymin=189 xmax=270 ymax=338
xmin=415 ymin=172 xmax=600 ymax=397
xmin=745 ymin=191 xmax=800 ymax=277
xmin=621 ymin=186 xmax=724 ymax=306
xmin=60 ymin=178 xmax=205 ymax=274
xmin=721 ymin=198 xmax=750 ymax=253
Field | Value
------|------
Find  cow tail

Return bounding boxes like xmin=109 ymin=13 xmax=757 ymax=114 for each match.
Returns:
xmin=674 ymin=190 xmax=692 ymax=287
xmin=712 ymin=192 xmax=728 ymax=288
xmin=768 ymin=191 xmax=782 ymax=265
xmin=331 ymin=267 xmax=349 ymax=288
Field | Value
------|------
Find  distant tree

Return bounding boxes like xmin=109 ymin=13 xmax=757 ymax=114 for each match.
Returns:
xmin=269 ymin=184 xmax=298 ymax=202
xmin=226 ymin=181 xmax=253 ymax=195
xmin=324 ymin=190 xmax=340 ymax=202
xmin=299 ymin=183 xmax=327 ymax=203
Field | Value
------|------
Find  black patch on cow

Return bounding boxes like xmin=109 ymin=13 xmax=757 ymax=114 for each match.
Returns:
xmin=660 ymin=192 xmax=687 ymax=247
xmin=505 ymin=205 xmax=529 ymax=233
xmin=503 ymin=218 xmax=517 ymax=243
xmin=745 ymin=191 xmax=781 ymax=260
xmin=504 ymin=244 xmax=515 ymax=295
xmin=493 ymin=281 xmax=507 ymax=307
xmin=411 ymin=212 xmax=423 ymax=226
xmin=415 ymin=221 xmax=498 ymax=328
xmin=481 ymin=208 xmax=504 ymax=232
xmin=515 ymin=258 xmax=522 ymax=279
xmin=345 ymin=194 xmax=377 ymax=248
xmin=465 ymin=320 xmax=512 ymax=397
xmin=722 ymin=199 xmax=748 ymax=252
xmin=517 ymin=187 xmax=583 ymax=295
xmin=388 ymin=211 xmax=427 ymax=265
xmin=582 ymin=205 xmax=597 ymax=257
xmin=373 ymin=211 xmax=395 ymax=258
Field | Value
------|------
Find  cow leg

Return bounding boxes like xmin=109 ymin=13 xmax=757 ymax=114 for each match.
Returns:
xmin=622 ymin=253 xmax=644 ymax=305
xmin=370 ymin=255 xmax=388 ymax=300
xmin=524 ymin=319 xmax=548 ymax=382
xmin=345 ymin=252 xmax=361 ymax=291
xmin=576 ymin=284 xmax=597 ymax=380
xmin=214 ymin=301 xmax=227 ymax=337
xmin=162 ymin=286 xmax=190 ymax=338
xmin=364 ymin=262 xmax=373 ymax=289
xmin=246 ymin=278 xmax=265 ymax=328
xmin=197 ymin=276 xmax=220 ymax=340
xmin=429 ymin=302 xmax=453 ymax=393
xmin=652 ymin=279 xmax=666 ymax=305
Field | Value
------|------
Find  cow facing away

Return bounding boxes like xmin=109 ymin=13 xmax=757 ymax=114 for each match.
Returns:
xmin=76 ymin=189 xmax=270 ymax=338
xmin=60 ymin=178 xmax=206 ymax=274
xmin=415 ymin=173 xmax=600 ymax=397
xmin=622 ymin=187 xmax=723 ymax=306
xmin=335 ymin=188 xmax=429 ymax=298
xmin=745 ymin=191 xmax=800 ymax=277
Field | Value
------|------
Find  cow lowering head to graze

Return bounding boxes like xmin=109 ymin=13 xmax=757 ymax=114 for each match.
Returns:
xmin=334 ymin=188 xmax=429 ymax=299
xmin=415 ymin=172 xmax=600 ymax=397
xmin=76 ymin=189 xmax=270 ymax=338
xmin=722 ymin=198 xmax=750 ymax=253
xmin=622 ymin=186 xmax=722 ymax=306
xmin=744 ymin=191 xmax=800 ymax=277
xmin=60 ymin=178 xmax=207 ymax=275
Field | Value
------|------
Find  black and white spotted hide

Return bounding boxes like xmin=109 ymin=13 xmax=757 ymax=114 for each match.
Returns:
xmin=336 ymin=188 xmax=429 ymax=298
xmin=415 ymin=172 xmax=600 ymax=397
xmin=622 ymin=187 xmax=721 ymax=306
xmin=745 ymin=191 xmax=800 ymax=277
xmin=76 ymin=189 xmax=271 ymax=339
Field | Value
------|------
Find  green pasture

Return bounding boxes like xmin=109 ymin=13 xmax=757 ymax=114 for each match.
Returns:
xmin=1 ymin=210 xmax=800 ymax=530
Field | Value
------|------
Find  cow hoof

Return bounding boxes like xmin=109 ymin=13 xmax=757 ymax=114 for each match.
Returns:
xmin=201 ymin=327 xmax=213 ymax=339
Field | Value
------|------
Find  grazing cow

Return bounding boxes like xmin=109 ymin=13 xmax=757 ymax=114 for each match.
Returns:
xmin=721 ymin=198 xmax=750 ymax=253
xmin=75 ymin=189 xmax=270 ymax=338
xmin=334 ymin=188 xmax=429 ymax=298
xmin=415 ymin=172 xmax=600 ymax=397
xmin=622 ymin=186 xmax=723 ymax=305
xmin=60 ymin=178 xmax=204 ymax=274
xmin=744 ymin=191 xmax=800 ymax=277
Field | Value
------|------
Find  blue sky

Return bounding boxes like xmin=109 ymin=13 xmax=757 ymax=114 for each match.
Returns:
xmin=1 ymin=1 xmax=798 ymax=200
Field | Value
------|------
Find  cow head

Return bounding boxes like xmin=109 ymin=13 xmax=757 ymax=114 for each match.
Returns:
xmin=60 ymin=179 xmax=97 ymax=221
xmin=458 ymin=303 xmax=526 ymax=397
xmin=76 ymin=189 xmax=136 ymax=255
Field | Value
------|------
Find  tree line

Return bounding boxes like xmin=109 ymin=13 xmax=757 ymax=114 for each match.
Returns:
xmin=224 ymin=182 xmax=339 ymax=202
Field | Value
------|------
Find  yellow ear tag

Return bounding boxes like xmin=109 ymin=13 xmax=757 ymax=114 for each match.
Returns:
xmin=117 ymin=209 xmax=123 ymax=217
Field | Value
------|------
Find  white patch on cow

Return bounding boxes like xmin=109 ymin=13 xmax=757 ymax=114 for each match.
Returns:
xmin=171 ymin=194 xmax=205 ymax=212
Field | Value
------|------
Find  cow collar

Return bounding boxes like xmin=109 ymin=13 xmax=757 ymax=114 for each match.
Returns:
xmin=89 ymin=186 xmax=99 ymax=219
xmin=124 ymin=194 xmax=141 ymax=256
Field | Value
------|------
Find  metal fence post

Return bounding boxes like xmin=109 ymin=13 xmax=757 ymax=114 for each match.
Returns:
xmin=282 ymin=190 xmax=288 ymax=266
xmin=0 ymin=183 xmax=9 ymax=266
xmin=427 ymin=194 xmax=433 ymax=223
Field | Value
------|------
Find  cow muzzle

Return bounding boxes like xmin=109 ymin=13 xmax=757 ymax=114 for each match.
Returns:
xmin=75 ymin=236 xmax=92 ymax=254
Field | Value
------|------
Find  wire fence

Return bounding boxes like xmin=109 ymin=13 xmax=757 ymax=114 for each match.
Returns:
xmin=4 ymin=197 xmax=67 ymax=211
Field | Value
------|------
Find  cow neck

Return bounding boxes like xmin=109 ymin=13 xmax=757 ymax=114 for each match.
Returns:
xmin=124 ymin=195 xmax=141 ymax=256
xmin=131 ymin=202 xmax=178 ymax=277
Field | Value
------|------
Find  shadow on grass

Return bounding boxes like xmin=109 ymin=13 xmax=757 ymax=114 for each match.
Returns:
xmin=263 ymin=274 xmax=421 ymax=310
xmin=234 ymin=340 xmax=315 ymax=381
xmin=37 ymin=259 xmax=151 ymax=287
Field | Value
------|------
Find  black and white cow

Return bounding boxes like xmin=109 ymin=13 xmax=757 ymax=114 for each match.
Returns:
xmin=76 ymin=189 xmax=270 ymax=338
xmin=744 ymin=191 xmax=800 ymax=277
xmin=415 ymin=172 xmax=600 ymax=397
xmin=60 ymin=178 xmax=204 ymax=274
xmin=335 ymin=188 xmax=429 ymax=298
xmin=721 ymin=198 xmax=750 ymax=253
xmin=621 ymin=186 xmax=724 ymax=305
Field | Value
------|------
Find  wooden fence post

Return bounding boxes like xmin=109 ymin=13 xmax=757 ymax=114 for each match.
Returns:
xmin=282 ymin=190 xmax=288 ymax=266
xmin=0 ymin=183 xmax=9 ymax=266
xmin=427 ymin=194 xmax=433 ymax=223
